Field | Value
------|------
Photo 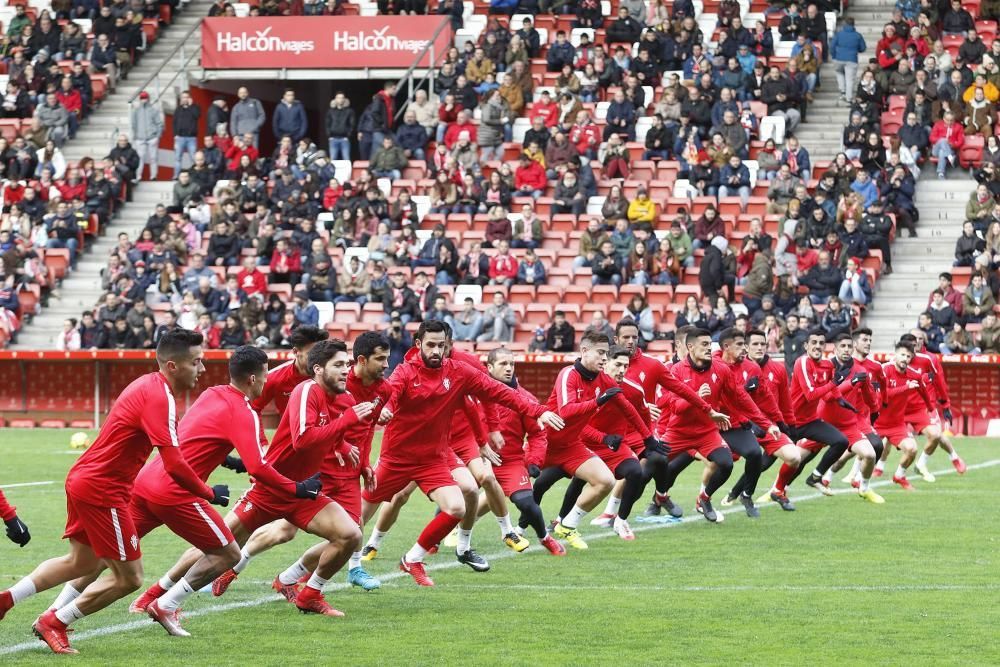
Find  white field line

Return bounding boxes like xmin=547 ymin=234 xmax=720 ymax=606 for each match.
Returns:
xmin=1 ymin=481 xmax=54 ymax=489
xmin=1 ymin=458 xmax=997 ymax=656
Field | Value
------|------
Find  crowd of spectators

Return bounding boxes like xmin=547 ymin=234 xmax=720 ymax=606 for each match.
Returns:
xmin=23 ymin=0 xmax=1000 ymax=357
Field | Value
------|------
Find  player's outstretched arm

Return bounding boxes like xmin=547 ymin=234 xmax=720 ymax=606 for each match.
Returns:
xmin=1 ymin=489 xmax=30 ymax=547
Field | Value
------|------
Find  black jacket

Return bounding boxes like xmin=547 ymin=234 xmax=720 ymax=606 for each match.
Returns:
xmin=173 ymin=103 xmax=201 ymax=138
xmin=326 ymin=105 xmax=356 ymax=138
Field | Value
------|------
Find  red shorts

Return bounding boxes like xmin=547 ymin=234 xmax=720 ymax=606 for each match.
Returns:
xmin=760 ymin=432 xmax=794 ymax=456
xmin=881 ymin=427 xmax=914 ymax=448
xmin=448 ymin=453 xmax=466 ymax=472
xmin=798 ymin=439 xmax=825 ymax=454
xmin=671 ymin=440 xmax=730 ymax=459
xmin=130 ymin=494 xmax=233 ymax=552
xmin=840 ymin=427 xmax=867 ymax=446
xmin=626 ymin=434 xmax=645 ymax=457
xmin=322 ymin=475 xmax=361 ymax=525
xmin=234 ymin=484 xmax=333 ymax=533
xmin=593 ymin=442 xmax=639 ymax=474
xmin=905 ymin=411 xmax=939 ymax=435
xmin=450 ymin=434 xmax=480 ymax=466
xmin=543 ymin=443 xmax=600 ymax=477
xmin=63 ymin=492 xmax=141 ymax=562
xmin=361 ymin=460 xmax=456 ymax=504
xmin=494 ymin=461 xmax=533 ymax=497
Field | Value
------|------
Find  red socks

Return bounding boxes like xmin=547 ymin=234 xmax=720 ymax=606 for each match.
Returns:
xmin=775 ymin=463 xmax=797 ymax=492
xmin=417 ymin=511 xmax=461 ymax=550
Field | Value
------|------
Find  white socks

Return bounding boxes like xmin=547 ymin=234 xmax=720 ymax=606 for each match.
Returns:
xmin=232 ymin=546 xmax=253 ymax=574
xmin=949 ymin=449 xmax=960 ymax=461
xmin=158 ymin=578 xmax=194 ymax=612
xmin=367 ymin=529 xmax=387 ymax=549
xmin=8 ymin=577 xmax=36 ymax=604
xmin=895 ymin=465 xmax=907 ymax=478
xmin=496 ymin=513 xmax=513 ymax=536
xmin=404 ymin=543 xmax=428 ymax=563
xmin=859 ymin=477 xmax=870 ymax=492
xmin=456 ymin=528 xmax=473 ymax=554
xmin=874 ymin=460 xmax=885 ymax=473
xmin=278 ymin=559 xmax=310 ymax=586
xmin=305 ymin=572 xmax=327 ymax=592
xmin=48 ymin=583 xmax=79 ymax=611
xmin=562 ymin=505 xmax=588 ymax=530
xmin=821 ymin=469 xmax=833 ymax=484
xmin=604 ymin=496 xmax=621 ymax=516
xmin=158 ymin=575 xmax=176 ymax=591
xmin=348 ymin=551 xmax=362 ymax=570
xmin=54 ymin=602 xmax=85 ymax=626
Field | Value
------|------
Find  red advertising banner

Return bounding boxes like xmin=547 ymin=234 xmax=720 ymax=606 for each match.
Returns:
xmin=201 ymin=16 xmax=452 ymax=69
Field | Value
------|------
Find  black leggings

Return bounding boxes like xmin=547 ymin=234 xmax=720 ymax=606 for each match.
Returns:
xmin=792 ymin=419 xmax=849 ymax=477
xmin=729 ymin=452 xmax=779 ymax=499
xmin=659 ymin=445 xmax=733 ymax=498
xmin=556 ymin=458 xmax=645 ymax=521
xmin=867 ymin=432 xmax=885 ymax=460
xmin=511 ymin=489 xmax=547 ymax=539
xmin=641 ymin=451 xmax=670 ymax=496
xmin=518 ymin=466 xmax=569 ymax=530
xmin=721 ymin=427 xmax=765 ymax=497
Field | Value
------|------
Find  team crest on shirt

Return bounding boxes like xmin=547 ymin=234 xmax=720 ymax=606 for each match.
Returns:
xmin=639 ymin=371 xmax=646 ymax=382
xmin=768 ymin=372 xmax=774 ymax=382
xmin=131 ymin=535 xmax=138 ymax=551
xmin=711 ymin=373 xmax=718 ymax=383
xmin=443 ymin=378 xmax=451 ymax=391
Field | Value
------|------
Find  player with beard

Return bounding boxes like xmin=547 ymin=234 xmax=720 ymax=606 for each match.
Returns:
xmin=138 ymin=339 xmax=375 ymax=618
xmin=210 ymin=333 xmax=391 ymax=597
xmin=874 ymin=342 xmax=934 ymax=491
xmin=361 ymin=320 xmax=563 ymax=586
xmin=815 ymin=334 xmax=885 ymax=503
xmin=524 ymin=330 xmax=656 ymax=549
xmin=0 ymin=331 xmax=221 ymax=654
xmin=725 ymin=329 xmax=809 ymax=511
xmin=592 ymin=320 xmax=730 ymax=524
xmin=478 ymin=347 xmax=566 ymax=555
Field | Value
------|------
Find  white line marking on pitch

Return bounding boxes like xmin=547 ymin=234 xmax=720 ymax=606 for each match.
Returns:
xmin=1 ymin=458 xmax=996 ymax=655
xmin=0 ymin=481 xmax=54 ymax=489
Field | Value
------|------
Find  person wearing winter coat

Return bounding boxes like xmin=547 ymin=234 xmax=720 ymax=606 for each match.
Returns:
xmin=699 ymin=236 xmax=736 ymax=302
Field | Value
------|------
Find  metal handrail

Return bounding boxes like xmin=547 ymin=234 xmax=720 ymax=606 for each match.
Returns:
xmin=127 ymin=16 xmax=203 ymax=105
xmin=392 ymin=17 xmax=452 ymax=123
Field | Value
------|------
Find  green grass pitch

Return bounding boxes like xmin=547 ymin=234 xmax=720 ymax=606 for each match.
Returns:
xmin=1 ymin=429 xmax=998 ymax=666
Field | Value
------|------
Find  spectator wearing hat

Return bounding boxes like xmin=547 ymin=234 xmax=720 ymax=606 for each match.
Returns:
xmin=292 ymin=289 xmax=319 ymax=327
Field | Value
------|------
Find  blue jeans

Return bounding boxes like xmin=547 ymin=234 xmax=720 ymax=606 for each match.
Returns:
xmin=48 ymin=238 xmax=79 ymax=266
xmin=328 ymin=137 xmax=351 ymax=161
xmin=932 ymin=139 xmax=954 ymax=176
xmin=174 ymin=136 xmax=197 ymax=176
xmin=372 ymin=169 xmax=402 ymax=180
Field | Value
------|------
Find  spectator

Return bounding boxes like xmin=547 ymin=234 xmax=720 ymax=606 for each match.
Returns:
xmin=927 ymin=290 xmax=958 ymax=329
xmin=396 ymin=110 xmax=428 ymax=162
xmin=931 ymin=272 xmax=965 ymax=317
xmin=627 ymin=187 xmax=656 ymax=225
xmin=802 ymin=250 xmax=843 ymax=304
xmin=172 ymin=91 xmax=200 ymax=177
xmin=218 ymin=314 xmax=247 ymax=349
xmin=978 ymin=312 xmax=1000 ymax=353
xmin=551 ymin=170 xmax=586 ymax=216
xmin=325 ymin=91 xmax=355 ymax=161
xmin=382 ymin=270 xmax=418 ymax=323
xmin=458 ymin=241 xmax=490 ymax=285
xmin=700 ymin=236 xmax=736 ymax=302
xmin=591 ymin=239 xmax=622 ymax=287
xmin=34 ymin=92 xmax=70 ymax=146
xmin=511 ymin=205 xmax=543 ymax=249
xmin=206 ymin=221 xmax=240 ymax=267
xmin=545 ymin=310 xmax=575 ymax=352
xmin=676 ymin=295 xmax=708 ymax=329
xmin=272 ymin=88 xmax=308 ymax=143
xmin=424 ymin=294 xmax=452 ymax=322
xmin=762 ymin=65 xmax=801 ymax=133
xmin=917 ymin=311 xmax=946 ymax=353
xmin=131 ymin=91 xmax=163 ymax=181
xmin=941 ymin=0 xmax=974 ymax=35
xmin=838 ymin=257 xmax=872 ymax=305
xmin=483 ymin=205 xmax=512 ymax=248
xmin=269 ymin=238 xmax=302 ymax=285
xmin=943 ymin=321 xmax=980 ymax=354
xmin=963 ymin=273 xmax=996 ymax=323
xmin=230 ymin=86 xmax=266 ymax=148
xmin=954 ymin=220 xmax=985 ymax=267
xmin=692 ymin=205 xmax=726 ymax=250
xmin=488 ymin=239 xmax=518 ymax=287
xmin=546 ymin=30 xmax=575 ymax=72
xmin=930 ymin=110 xmax=965 ymax=179
xmin=235 ymin=255 xmax=266 ymax=297
xmin=384 ymin=315 xmax=412 ymax=373
xmin=516 ymin=248 xmax=546 ymax=285
xmin=831 ymin=17 xmax=867 ymax=101
xmin=719 ymin=154 xmax=752 ymax=208
xmin=55 ymin=317 xmax=82 ymax=351
xmin=513 ymin=154 xmax=546 ymax=199
xmin=448 ymin=297 xmax=484 ymax=341
xmin=370 ymin=136 xmax=408 ymax=181
xmin=291 ymin=289 xmax=319 ymax=327
xmin=172 ymin=170 xmax=199 ymax=208
xmin=476 ymin=291 xmax=516 ymax=342
xmin=820 ymin=296 xmax=852 ymax=340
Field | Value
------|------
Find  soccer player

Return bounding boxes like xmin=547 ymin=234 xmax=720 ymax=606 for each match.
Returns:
xmin=0 ymin=330 xmax=225 ymax=654
xmin=250 ymin=325 xmax=329 ymax=414
xmin=785 ymin=329 xmax=853 ymax=493
xmin=890 ymin=330 xmax=966 ymax=480
xmin=599 ymin=319 xmax=730 ymax=521
xmin=560 ymin=345 xmax=668 ymax=540
xmin=815 ymin=334 xmax=885 ymax=503
xmin=1 ymin=488 xmax=30 ymax=547
xmin=712 ymin=328 xmax=780 ymax=517
xmin=478 ymin=347 xmax=566 ymax=555
xmin=148 ymin=339 xmax=374 ymax=617
xmin=360 ymin=320 xmax=563 ymax=587
xmin=211 ymin=332 xmax=391 ymax=596
xmin=728 ymin=328 xmax=809 ymax=511
xmin=526 ymin=330 xmax=656 ymax=548
xmin=874 ymin=342 xmax=934 ymax=491
xmin=655 ymin=328 xmax=776 ymax=522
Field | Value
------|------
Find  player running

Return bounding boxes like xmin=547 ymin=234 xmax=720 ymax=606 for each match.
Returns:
xmin=874 ymin=342 xmax=934 ymax=491
xmin=525 ymin=330 xmax=656 ymax=548
xmin=655 ymin=328 xmax=779 ymax=522
xmin=559 ymin=345 xmax=669 ymax=540
xmin=360 ymin=320 xmax=563 ymax=587
xmin=142 ymin=339 xmax=376 ymax=618
xmin=250 ymin=326 xmax=329 ymax=414
xmin=815 ymin=334 xmax=885 ymax=503
xmin=211 ymin=332 xmax=391 ymax=597
xmin=478 ymin=347 xmax=566 ymax=555
xmin=0 ymin=331 xmax=224 ymax=654
xmin=1 ymin=488 xmax=30 ymax=548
